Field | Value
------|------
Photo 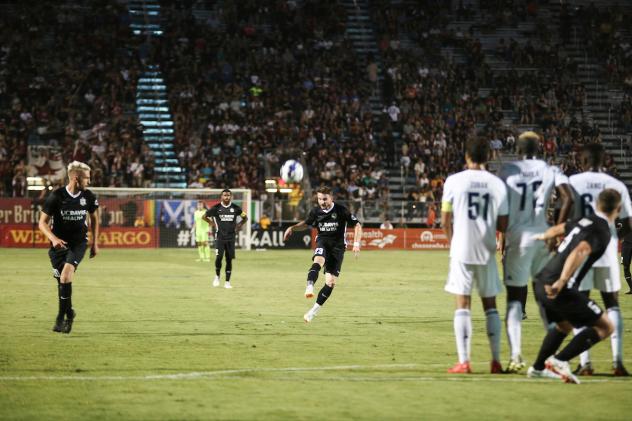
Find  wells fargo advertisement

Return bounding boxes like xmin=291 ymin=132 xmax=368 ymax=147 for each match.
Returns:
xmin=0 ymin=225 xmax=157 ymax=248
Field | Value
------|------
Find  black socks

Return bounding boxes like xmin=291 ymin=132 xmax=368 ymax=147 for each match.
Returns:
xmin=59 ymin=283 xmax=73 ymax=318
xmin=307 ymin=263 xmax=321 ymax=285
xmin=556 ymin=327 xmax=601 ymax=362
xmin=316 ymin=284 xmax=334 ymax=306
xmin=533 ymin=328 xmax=567 ymax=370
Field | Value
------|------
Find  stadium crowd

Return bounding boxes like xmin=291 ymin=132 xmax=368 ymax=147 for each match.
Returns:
xmin=0 ymin=0 xmax=628 ymax=217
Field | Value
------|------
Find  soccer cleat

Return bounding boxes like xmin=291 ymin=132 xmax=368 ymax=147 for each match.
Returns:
xmin=303 ymin=310 xmax=315 ymax=323
xmin=195 ymin=258 xmax=203 ymax=262
xmin=52 ymin=316 xmax=64 ymax=333
xmin=573 ymin=362 xmax=594 ymax=376
xmin=613 ymin=361 xmax=630 ymax=377
xmin=203 ymin=258 xmax=210 ymax=262
xmin=447 ymin=362 xmax=472 ymax=374
xmin=522 ymin=312 xmax=527 ymax=320
xmin=490 ymin=360 xmax=503 ymax=374
xmin=545 ymin=357 xmax=580 ymax=384
xmin=625 ymin=290 xmax=632 ymax=295
xmin=61 ymin=310 xmax=76 ymax=334
xmin=212 ymin=276 xmax=220 ymax=287
xmin=526 ymin=366 xmax=562 ymax=380
xmin=224 ymin=282 xmax=232 ymax=289
xmin=304 ymin=283 xmax=314 ymax=299
xmin=506 ymin=356 xmax=526 ymax=373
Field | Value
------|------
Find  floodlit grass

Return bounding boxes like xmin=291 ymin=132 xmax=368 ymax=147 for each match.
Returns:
xmin=0 ymin=249 xmax=630 ymax=420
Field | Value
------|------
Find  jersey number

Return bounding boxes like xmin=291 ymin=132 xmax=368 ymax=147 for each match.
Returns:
xmin=580 ymin=193 xmax=594 ymax=217
xmin=314 ymin=248 xmax=324 ymax=256
xmin=468 ymin=192 xmax=490 ymax=220
xmin=558 ymin=226 xmax=581 ymax=253
xmin=516 ymin=181 xmax=543 ymax=211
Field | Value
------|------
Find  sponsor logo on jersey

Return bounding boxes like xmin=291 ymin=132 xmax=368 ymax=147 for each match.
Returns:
xmin=80 ymin=198 xmax=86 ymax=206
xmin=331 ymin=213 xmax=337 ymax=219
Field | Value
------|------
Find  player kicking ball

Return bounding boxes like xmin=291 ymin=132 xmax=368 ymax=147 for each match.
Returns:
xmin=284 ymin=186 xmax=361 ymax=323
xmin=441 ymin=138 xmax=509 ymax=374
xmin=527 ymin=189 xmax=621 ymax=384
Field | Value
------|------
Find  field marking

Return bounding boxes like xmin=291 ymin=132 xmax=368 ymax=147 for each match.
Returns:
xmin=0 ymin=363 xmax=630 ymax=383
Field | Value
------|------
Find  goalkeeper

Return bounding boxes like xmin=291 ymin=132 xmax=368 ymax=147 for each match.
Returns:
xmin=193 ymin=200 xmax=211 ymax=262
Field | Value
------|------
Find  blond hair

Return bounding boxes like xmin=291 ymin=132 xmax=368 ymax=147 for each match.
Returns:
xmin=518 ymin=131 xmax=540 ymax=142
xmin=67 ymin=161 xmax=91 ymax=175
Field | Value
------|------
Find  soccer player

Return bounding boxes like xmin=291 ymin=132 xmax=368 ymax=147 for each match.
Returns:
xmin=441 ymin=137 xmax=509 ymax=374
xmin=568 ymin=144 xmax=632 ymax=376
xmin=283 ymin=186 xmax=362 ymax=323
xmin=193 ymin=200 xmax=211 ymax=262
xmin=203 ymin=189 xmax=247 ymax=289
xmin=527 ymin=189 xmax=621 ymax=384
xmin=498 ymin=131 xmax=574 ymax=373
xmin=38 ymin=161 xmax=99 ymax=334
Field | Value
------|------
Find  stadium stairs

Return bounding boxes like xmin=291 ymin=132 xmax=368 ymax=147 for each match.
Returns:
xmin=127 ymin=0 xmax=186 ymax=188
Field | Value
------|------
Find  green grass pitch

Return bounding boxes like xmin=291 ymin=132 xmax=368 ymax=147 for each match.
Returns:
xmin=0 ymin=248 xmax=631 ymax=420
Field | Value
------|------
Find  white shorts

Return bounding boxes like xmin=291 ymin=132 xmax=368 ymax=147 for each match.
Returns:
xmin=579 ymin=266 xmax=621 ymax=293
xmin=503 ymin=243 xmax=551 ymax=287
xmin=445 ymin=258 xmax=502 ymax=297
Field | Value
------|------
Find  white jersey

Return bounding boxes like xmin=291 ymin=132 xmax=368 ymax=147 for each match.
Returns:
xmin=499 ymin=159 xmax=568 ymax=247
xmin=569 ymin=171 xmax=632 ymax=267
xmin=442 ymin=169 xmax=509 ymax=264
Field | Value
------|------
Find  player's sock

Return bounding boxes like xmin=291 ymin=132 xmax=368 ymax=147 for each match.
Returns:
xmin=454 ymin=309 xmax=472 ymax=364
xmin=625 ymin=276 xmax=632 ymax=291
xmin=215 ymin=256 xmax=222 ymax=276
xmin=556 ymin=327 xmax=601 ymax=362
xmin=204 ymin=245 xmax=211 ymax=260
xmin=307 ymin=263 xmax=321 ymax=285
xmin=574 ymin=327 xmax=591 ymax=367
xmin=506 ymin=300 xmax=522 ymax=359
xmin=533 ymin=328 xmax=567 ymax=370
xmin=60 ymin=283 xmax=72 ymax=318
xmin=197 ymin=246 xmax=205 ymax=260
xmin=485 ymin=308 xmax=501 ymax=362
xmin=55 ymin=277 xmax=63 ymax=320
xmin=225 ymin=258 xmax=233 ymax=283
xmin=316 ymin=284 xmax=334 ymax=306
xmin=607 ymin=307 xmax=623 ymax=363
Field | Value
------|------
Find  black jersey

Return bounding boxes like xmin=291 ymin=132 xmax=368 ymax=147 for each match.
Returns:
xmin=42 ymin=186 xmax=99 ymax=245
xmin=205 ymin=202 xmax=245 ymax=241
xmin=305 ymin=202 xmax=360 ymax=246
xmin=535 ymin=214 xmax=611 ymax=288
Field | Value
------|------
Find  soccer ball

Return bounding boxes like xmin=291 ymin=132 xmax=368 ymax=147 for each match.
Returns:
xmin=280 ymin=159 xmax=304 ymax=183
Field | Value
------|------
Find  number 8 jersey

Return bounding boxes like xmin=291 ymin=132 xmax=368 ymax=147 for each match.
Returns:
xmin=569 ymin=171 xmax=632 ymax=268
xmin=442 ymin=169 xmax=509 ymax=264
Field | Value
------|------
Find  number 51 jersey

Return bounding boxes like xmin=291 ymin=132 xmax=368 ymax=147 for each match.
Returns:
xmin=569 ymin=171 xmax=632 ymax=268
xmin=442 ymin=169 xmax=509 ymax=264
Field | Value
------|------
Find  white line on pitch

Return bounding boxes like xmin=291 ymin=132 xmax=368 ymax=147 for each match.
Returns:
xmin=0 ymin=363 xmax=629 ymax=383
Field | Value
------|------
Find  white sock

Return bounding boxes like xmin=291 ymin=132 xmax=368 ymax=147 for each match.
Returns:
xmin=607 ymin=307 xmax=623 ymax=363
xmin=574 ymin=327 xmax=591 ymax=366
xmin=310 ymin=303 xmax=321 ymax=315
xmin=486 ymin=308 xmax=501 ymax=362
xmin=506 ymin=301 xmax=522 ymax=359
xmin=454 ymin=309 xmax=472 ymax=364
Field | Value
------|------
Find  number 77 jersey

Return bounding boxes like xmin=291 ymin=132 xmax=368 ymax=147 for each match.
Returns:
xmin=442 ymin=169 xmax=509 ymax=264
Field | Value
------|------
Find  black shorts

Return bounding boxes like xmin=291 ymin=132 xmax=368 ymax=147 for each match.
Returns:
xmin=48 ymin=242 xmax=88 ymax=276
xmin=534 ymin=282 xmax=603 ymax=328
xmin=312 ymin=239 xmax=345 ymax=277
xmin=216 ymin=239 xmax=236 ymax=260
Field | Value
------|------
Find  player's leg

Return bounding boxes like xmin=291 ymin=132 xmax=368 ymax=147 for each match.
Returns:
xmin=503 ymin=245 xmax=531 ymax=372
xmin=203 ymin=240 xmax=211 ymax=262
xmin=574 ymin=269 xmax=595 ymax=374
xmin=213 ymin=243 xmax=224 ymax=287
xmin=305 ymin=246 xmax=326 ymax=298
xmin=58 ymin=243 xmax=86 ymax=334
xmin=223 ymin=242 xmax=235 ymax=288
xmin=195 ymin=234 xmax=205 ymax=261
xmin=593 ymin=266 xmax=627 ymax=375
xmin=445 ymin=260 xmax=473 ymax=373
xmin=48 ymin=248 xmax=66 ymax=332
xmin=622 ymin=244 xmax=632 ymax=293
xmin=304 ymin=247 xmax=342 ymax=322
xmin=478 ymin=260 xmax=503 ymax=373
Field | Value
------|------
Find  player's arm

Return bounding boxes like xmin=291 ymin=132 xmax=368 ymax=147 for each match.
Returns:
xmin=545 ymin=240 xmax=592 ymax=299
xmin=38 ymin=211 xmax=67 ymax=249
xmin=284 ymin=220 xmax=309 ymax=241
xmin=555 ymin=183 xmax=574 ymax=224
xmin=89 ymin=209 xmax=100 ymax=258
xmin=533 ymin=222 xmax=566 ymax=242
xmin=236 ymin=212 xmax=248 ymax=231
xmin=440 ymin=206 xmax=453 ymax=243
xmin=352 ymin=222 xmax=362 ymax=257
